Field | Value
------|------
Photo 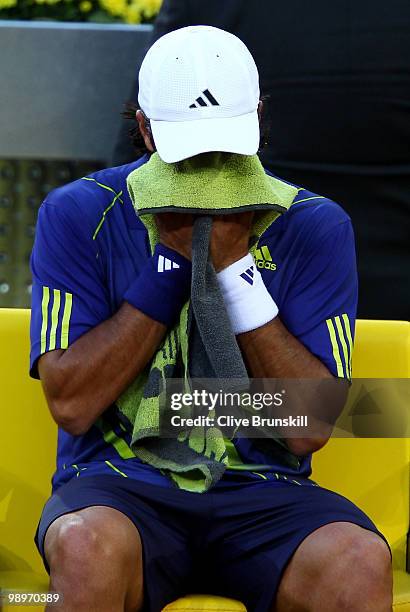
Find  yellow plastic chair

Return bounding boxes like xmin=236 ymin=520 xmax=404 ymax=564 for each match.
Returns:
xmin=0 ymin=310 xmax=408 ymax=611
xmin=0 ymin=309 xmax=54 ymax=612
xmin=312 ymin=320 xmax=410 ymax=611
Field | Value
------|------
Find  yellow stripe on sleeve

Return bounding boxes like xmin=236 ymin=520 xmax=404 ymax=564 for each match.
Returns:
xmin=342 ymin=313 xmax=354 ymax=378
xmin=40 ymin=286 xmax=50 ymax=354
xmin=326 ymin=318 xmax=344 ymax=377
xmin=49 ymin=289 xmax=61 ymax=351
xmin=335 ymin=316 xmax=350 ymax=379
xmin=60 ymin=292 xmax=73 ymax=349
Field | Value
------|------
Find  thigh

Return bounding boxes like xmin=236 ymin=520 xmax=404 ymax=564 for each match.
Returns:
xmin=36 ymin=475 xmax=195 ymax=611
xmin=207 ymin=481 xmax=388 ymax=612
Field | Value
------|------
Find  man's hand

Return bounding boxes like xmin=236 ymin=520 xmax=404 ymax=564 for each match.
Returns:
xmin=210 ymin=212 xmax=254 ymax=272
xmin=156 ymin=211 xmax=254 ymax=271
xmin=156 ymin=212 xmax=193 ymax=260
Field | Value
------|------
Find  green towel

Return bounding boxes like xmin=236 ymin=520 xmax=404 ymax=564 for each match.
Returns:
xmin=116 ymin=153 xmax=297 ymax=493
xmin=126 ymin=152 xmax=297 ymax=253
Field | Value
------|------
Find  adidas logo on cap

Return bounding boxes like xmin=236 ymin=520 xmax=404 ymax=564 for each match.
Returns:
xmin=158 ymin=255 xmax=180 ymax=272
xmin=189 ymin=89 xmax=220 ymax=109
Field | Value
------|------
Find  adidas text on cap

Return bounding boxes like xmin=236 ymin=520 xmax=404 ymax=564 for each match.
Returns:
xmin=138 ymin=26 xmax=260 ymax=163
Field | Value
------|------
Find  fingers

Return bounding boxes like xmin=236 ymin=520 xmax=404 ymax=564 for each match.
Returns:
xmin=153 ymin=211 xmax=253 ymax=267
xmin=155 ymin=213 xmax=194 ymax=260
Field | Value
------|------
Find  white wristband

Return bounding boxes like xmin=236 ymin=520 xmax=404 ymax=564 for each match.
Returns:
xmin=217 ymin=253 xmax=279 ymax=335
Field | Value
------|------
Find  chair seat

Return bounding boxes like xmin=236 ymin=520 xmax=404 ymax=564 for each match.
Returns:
xmin=0 ymin=570 xmax=408 ymax=610
xmin=0 ymin=570 xmax=48 ymax=590
xmin=0 ymin=570 xmax=49 ymax=612
xmin=163 ymin=571 xmax=410 ymax=611
xmin=163 ymin=595 xmax=246 ymax=611
xmin=393 ymin=570 xmax=410 ymax=610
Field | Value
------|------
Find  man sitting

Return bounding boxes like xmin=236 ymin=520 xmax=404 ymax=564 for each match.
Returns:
xmin=30 ymin=26 xmax=392 ymax=612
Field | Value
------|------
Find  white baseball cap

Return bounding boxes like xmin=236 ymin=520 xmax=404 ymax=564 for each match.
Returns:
xmin=138 ymin=26 xmax=260 ymax=163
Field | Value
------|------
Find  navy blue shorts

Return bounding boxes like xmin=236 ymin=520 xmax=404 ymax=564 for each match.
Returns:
xmin=35 ymin=473 xmax=387 ymax=612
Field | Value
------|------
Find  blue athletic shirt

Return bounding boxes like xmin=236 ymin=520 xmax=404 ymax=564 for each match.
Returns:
xmin=30 ymin=154 xmax=357 ymax=491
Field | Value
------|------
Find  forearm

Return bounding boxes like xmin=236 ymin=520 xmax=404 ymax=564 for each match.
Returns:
xmin=237 ymin=319 xmax=347 ymax=456
xmin=38 ymin=240 xmax=192 ymax=435
xmin=238 ymin=317 xmax=332 ymax=379
xmin=39 ymin=302 xmax=166 ymax=435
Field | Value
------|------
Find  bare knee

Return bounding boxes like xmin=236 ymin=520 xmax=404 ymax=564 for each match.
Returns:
xmin=346 ymin=529 xmax=392 ymax=581
xmin=48 ymin=513 xmax=105 ymax=573
xmin=336 ymin=528 xmax=392 ymax=611
xmin=45 ymin=507 xmax=143 ymax=611
xmin=277 ymin=523 xmax=392 ymax=612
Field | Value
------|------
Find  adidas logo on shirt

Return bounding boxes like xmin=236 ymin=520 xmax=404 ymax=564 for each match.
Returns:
xmin=254 ymin=245 xmax=277 ymax=271
xmin=157 ymin=255 xmax=180 ymax=272
xmin=189 ymin=89 xmax=220 ymax=109
xmin=240 ymin=265 xmax=255 ymax=285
